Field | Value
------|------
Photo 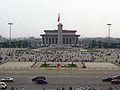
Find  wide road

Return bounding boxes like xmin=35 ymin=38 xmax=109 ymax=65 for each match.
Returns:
xmin=0 ymin=70 xmax=120 ymax=90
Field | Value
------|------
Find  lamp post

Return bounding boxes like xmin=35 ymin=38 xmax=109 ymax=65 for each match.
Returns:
xmin=8 ymin=22 xmax=13 ymax=61
xmin=8 ymin=23 xmax=13 ymax=42
xmin=107 ymin=24 xmax=111 ymax=48
xmin=8 ymin=22 xmax=13 ymax=47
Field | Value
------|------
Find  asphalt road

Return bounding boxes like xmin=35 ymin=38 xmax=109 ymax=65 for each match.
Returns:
xmin=0 ymin=70 xmax=120 ymax=90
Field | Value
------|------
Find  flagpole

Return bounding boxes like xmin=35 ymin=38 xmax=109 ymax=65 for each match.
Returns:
xmin=58 ymin=13 xmax=60 ymax=23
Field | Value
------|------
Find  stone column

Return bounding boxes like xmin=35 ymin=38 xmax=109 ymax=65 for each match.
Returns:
xmin=43 ymin=38 xmax=44 ymax=45
xmin=49 ymin=37 xmax=51 ymax=45
xmin=44 ymin=38 xmax=46 ymax=46
xmin=46 ymin=38 xmax=47 ymax=44
xmin=48 ymin=38 xmax=50 ymax=45
xmin=68 ymin=38 xmax=70 ymax=45
xmin=56 ymin=38 xmax=57 ymax=44
xmin=52 ymin=38 xmax=54 ymax=44
xmin=65 ymin=38 xmax=67 ymax=44
xmin=43 ymin=37 xmax=45 ymax=46
xmin=76 ymin=38 xmax=78 ymax=44
xmin=72 ymin=37 xmax=74 ymax=45
xmin=57 ymin=23 xmax=63 ymax=47
xmin=65 ymin=37 xmax=66 ymax=44
xmin=70 ymin=38 xmax=71 ymax=45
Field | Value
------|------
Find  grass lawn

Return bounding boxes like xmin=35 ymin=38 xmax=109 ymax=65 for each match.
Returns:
xmin=40 ymin=63 xmax=78 ymax=68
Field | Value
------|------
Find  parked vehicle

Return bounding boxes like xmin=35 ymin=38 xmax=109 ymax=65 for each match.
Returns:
xmin=0 ymin=82 xmax=7 ymax=89
xmin=32 ymin=76 xmax=46 ymax=82
xmin=1 ymin=77 xmax=13 ymax=82
xmin=113 ymin=75 xmax=120 ymax=79
xmin=75 ymin=87 xmax=84 ymax=90
xmin=111 ymin=79 xmax=120 ymax=84
xmin=102 ymin=77 xmax=113 ymax=82
xmin=36 ymin=79 xmax=47 ymax=84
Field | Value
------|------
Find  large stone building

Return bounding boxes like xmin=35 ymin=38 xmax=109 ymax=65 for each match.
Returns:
xmin=40 ymin=23 xmax=80 ymax=47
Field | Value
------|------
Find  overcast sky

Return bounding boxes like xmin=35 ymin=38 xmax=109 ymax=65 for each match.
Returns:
xmin=0 ymin=0 xmax=120 ymax=38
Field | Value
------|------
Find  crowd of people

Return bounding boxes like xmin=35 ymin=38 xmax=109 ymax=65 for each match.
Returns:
xmin=47 ymin=86 xmax=119 ymax=90
xmin=0 ymin=48 xmax=120 ymax=64
xmin=9 ymin=86 xmax=119 ymax=90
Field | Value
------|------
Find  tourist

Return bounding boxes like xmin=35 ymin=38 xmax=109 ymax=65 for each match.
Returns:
xmin=10 ymin=86 xmax=15 ymax=90
xmin=69 ymin=86 xmax=72 ymax=90
xmin=114 ymin=87 xmax=118 ymax=90
xmin=87 ymin=86 xmax=91 ymax=90
xmin=52 ymin=88 xmax=55 ymax=90
xmin=21 ymin=87 xmax=25 ymax=90
xmin=62 ymin=87 xmax=64 ymax=90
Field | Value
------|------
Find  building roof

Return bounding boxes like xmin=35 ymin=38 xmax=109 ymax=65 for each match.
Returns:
xmin=44 ymin=30 xmax=77 ymax=33
xmin=40 ymin=34 xmax=80 ymax=36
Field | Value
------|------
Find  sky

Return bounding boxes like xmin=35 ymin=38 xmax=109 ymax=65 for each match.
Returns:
xmin=0 ymin=0 xmax=120 ymax=38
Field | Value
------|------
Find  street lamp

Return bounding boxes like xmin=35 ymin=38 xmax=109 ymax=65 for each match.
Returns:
xmin=8 ymin=22 xmax=13 ymax=61
xmin=8 ymin=22 xmax=13 ymax=47
xmin=107 ymin=24 xmax=112 ymax=48
xmin=107 ymin=24 xmax=111 ymax=43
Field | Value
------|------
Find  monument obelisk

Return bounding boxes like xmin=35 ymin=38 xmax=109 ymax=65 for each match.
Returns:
xmin=57 ymin=23 xmax=63 ymax=48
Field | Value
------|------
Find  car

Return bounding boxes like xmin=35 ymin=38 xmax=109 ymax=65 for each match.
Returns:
xmin=1 ymin=77 xmax=13 ymax=82
xmin=102 ymin=77 xmax=113 ymax=82
xmin=32 ymin=76 xmax=46 ymax=82
xmin=111 ymin=79 xmax=120 ymax=84
xmin=113 ymin=75 xmax=120 ymax=79
xmin=0 ymin=82 xmax=7 ymax=89
xmin=36 ymin=79 xmax=48 ymax=84
xmin=75 ymin=87 xmax=84 ymax=90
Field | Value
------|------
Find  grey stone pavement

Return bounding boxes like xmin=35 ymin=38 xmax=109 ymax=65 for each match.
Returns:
xmin=0 ymin=70 xmax=120 ymax=90
xmin=0 ymin=62 xmax=119 ymax=71
xmin=0 ymin=62 xmax=120 ymax=90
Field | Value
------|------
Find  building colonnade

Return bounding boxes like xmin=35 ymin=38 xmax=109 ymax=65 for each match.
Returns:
xmin=42 ymin=36 xmax=79 ymax=46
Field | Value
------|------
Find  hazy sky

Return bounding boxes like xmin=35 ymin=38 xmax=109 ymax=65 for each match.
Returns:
xmin=0 ymin=0 xmax=120 ymax=38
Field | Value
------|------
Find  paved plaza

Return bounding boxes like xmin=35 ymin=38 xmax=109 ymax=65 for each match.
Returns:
xmin=0 ymin=48 xmax=120 ymax=90
xmin=0 ymin=61 xmax=120 ymax=90
xmin=0 ymin=62 xmax=34 ymax=69
xmin=85 ymin=62 xmax=119 ymax=69
xmin=0 ymin=70 xmax=120 ymax=90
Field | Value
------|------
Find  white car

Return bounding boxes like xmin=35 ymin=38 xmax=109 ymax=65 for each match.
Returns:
xmin=75 ymin=87 xmax=85 ymax=90
xmin=1 ymin=77 xmax=13 ymax=82
xmin=0 ymin=82 xmax=7 ymax=89
xmin=113 ymin=75 xmax=120 ymax=79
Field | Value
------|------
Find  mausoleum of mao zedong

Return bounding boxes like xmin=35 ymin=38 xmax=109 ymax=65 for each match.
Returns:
xmin=40 ymin=23 xmax=80 ymax=47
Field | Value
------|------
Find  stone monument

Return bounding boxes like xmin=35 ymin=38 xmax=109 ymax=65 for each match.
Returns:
xmin=57 ymin=23 xmax=63 ymax=48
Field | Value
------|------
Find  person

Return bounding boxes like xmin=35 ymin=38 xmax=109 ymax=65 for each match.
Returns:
xmin=69 ymin=86 xmax=72 ymax=90
xmin=87 ymin=86 xmax=91 ymax=90
xmin=114 ymin=87 xmax=118 ymax=90
xmin=52 ymin=88 xmax=55 ymax=90
xmin=97 ymin=86 xmax=100 ymax=90
xmin=21 ymin=87 xmax=25 ymax=90
xmin=58 ymin=86 xmax=62 ymax=90
xmin=10 ymin=87 xmax=15 ymax=90
xmin=92 ymin=87 xmax=95 ymax=90
xmin=107 ymin=87 xmax=113 ymax=90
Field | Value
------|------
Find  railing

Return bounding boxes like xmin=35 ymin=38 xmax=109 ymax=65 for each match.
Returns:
xmin=0 ymin=67 xmax=120 ymax=71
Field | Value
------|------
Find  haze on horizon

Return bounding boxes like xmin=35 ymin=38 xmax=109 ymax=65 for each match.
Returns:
xmin=0 ymin=0 xmax=120 ymax=38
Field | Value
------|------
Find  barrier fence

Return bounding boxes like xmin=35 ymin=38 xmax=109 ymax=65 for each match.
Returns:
xmin=0 ymin=66 xmax=120 ymax=71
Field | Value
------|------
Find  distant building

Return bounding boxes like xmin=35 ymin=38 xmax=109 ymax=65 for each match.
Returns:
xmin=40 ymin=23 xmax=80 ymax=47
xmin=0 ymin=35 xmax=7 ymax=42
xmin=22 ymin=37 xmax=42 ymax=48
